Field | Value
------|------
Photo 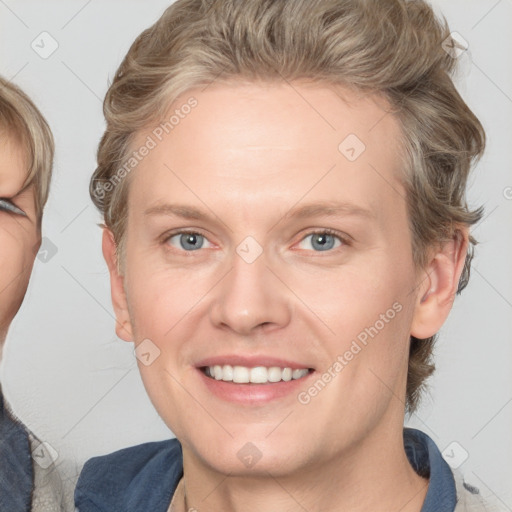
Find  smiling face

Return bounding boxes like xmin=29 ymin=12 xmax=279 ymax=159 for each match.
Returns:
xmin=105 ymin=81 xmax=454 ymax=479
xmin=0 ymin=135 xmax=39 ymax=348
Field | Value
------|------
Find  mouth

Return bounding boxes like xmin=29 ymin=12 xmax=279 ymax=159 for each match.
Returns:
xmin=200 ymin=365 xmax=314 ymax=384
xmin=195 ymin=356 xmax=316 ymax=404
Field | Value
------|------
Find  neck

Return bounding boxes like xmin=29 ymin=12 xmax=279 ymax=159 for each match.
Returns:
xmin=180 ymin=424 xmax=428 ymax=512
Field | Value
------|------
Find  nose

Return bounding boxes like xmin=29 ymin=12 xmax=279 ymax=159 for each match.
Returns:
xmin=209 ymin=244 xmax=292 ymax=335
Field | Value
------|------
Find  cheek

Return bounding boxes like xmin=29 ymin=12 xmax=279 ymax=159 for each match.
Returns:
xmin=0 ymin=230 xmax=35 ymax=329
xmin=124 ymin=257 xmax=199 ymax=344
xmin=307 ymin=256 xmax=414 ymax=340
xmin=307 ymin=254 xmax=416 ymax=404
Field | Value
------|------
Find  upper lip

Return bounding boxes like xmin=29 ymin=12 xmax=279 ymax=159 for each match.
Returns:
xmin=195 ymin=355 xmax=313 ymax=370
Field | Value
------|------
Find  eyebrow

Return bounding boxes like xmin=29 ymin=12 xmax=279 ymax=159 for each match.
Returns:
xmin=144 ymin=201 xmax=374 ymax=222
xmin=284 ymin=201 xmax=374 ymax=221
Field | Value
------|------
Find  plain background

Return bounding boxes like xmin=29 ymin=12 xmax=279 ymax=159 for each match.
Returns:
xmin=0 ymin=0 xmax=511 ymax=506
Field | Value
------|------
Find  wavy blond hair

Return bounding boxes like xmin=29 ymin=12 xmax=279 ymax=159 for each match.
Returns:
xmin=90 ymin=0 xmax=485 ymax=413
xmin=0 ymin=76 xmax=54 ymax=223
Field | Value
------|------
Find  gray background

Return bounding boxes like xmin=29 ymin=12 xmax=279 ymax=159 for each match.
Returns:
xmin=0 ymin=0 xmax=510 ymax=506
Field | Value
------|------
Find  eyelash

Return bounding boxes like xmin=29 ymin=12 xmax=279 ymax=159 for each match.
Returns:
xmin=0 ymin=198 xmax=26 ymax=216
xmin=161 ymin=228 xmax=350 ymax=255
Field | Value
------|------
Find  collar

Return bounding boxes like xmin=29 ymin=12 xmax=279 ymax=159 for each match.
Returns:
xmin=75 ymin=438 xmax=183 ymax=512
xmin=404 ymin=427 xmax=457 ymax=512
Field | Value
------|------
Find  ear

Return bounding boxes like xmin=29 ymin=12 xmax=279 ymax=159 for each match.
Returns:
xmin=102 ymin=228 xmax=133 ymax=342
xmin=410 ymin=227 xmax=469 ymax=339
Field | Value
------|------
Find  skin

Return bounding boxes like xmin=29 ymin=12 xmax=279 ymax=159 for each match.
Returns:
xmin=0 ymin=135 xmax=40 ymax=356
xmin=103 ymin=81 xmax=468 ymax=512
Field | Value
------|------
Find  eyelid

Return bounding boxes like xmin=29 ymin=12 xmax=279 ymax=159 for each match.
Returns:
xmin=0 ymin=198 xmax=27 ymax=216
xmin=161 ymin=228 xmax=210 ymax=243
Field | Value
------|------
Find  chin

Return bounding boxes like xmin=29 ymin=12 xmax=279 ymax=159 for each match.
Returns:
xmin=181 ymin=430 xmax=309 ymax=477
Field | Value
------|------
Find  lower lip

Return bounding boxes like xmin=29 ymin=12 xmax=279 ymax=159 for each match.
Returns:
xmin=197 ymin=368 xmax=314 ymax=404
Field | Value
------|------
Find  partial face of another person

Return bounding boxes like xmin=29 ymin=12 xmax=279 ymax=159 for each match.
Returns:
xmin=0 ymin=135 xmax=39 ymax=346
xmin=105 ymin=82 xmax=461 ymax=477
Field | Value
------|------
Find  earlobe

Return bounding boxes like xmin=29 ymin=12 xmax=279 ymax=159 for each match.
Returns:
xmin=411 ymin=229 xmax=469 ymax=339
xmin=102 ymin=228 xmax=133 ymax=342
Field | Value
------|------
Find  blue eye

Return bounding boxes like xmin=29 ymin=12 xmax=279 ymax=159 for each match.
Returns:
xmin=167 ymin=232 xmax=212 ymax=251
xmin=0 ymin=198 xmax=26 ymax=216
xmin=298 ymin=231 xmax=344 ymax=252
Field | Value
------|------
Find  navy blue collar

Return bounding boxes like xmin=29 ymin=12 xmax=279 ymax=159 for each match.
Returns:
xmin=404 ymin=427 xmax=457 ymax=512
xmin=76 ymin=427 xmax=457 ymax=511
xmin=76 ymin=438 xmax=183 ymax=511
xmin=0 ymin=387 xmax=33 ymax=511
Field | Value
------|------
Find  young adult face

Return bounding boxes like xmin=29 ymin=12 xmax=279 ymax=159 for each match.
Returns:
xmin=104 ymin=82 xmax=466 ymax=483
xmin=0 ymin=136 xmax=39 ymax=349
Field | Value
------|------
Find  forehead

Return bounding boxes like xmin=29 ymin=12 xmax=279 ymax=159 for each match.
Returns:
xmin=129 ymin=81 xmax=405 ymax=218
xmin=0 ymin=134 xmax=29 ymax=196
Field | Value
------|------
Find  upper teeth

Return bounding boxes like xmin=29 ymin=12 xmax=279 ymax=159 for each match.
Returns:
xmin=205 ymin=365 xmax=309 ymax=383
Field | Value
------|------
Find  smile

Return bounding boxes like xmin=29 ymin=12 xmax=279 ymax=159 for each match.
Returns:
xmin=202 ymin=365 xmax=311 ymax=384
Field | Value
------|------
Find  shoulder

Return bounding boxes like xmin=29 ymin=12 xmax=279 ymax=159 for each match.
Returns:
xmin=403 ymin=428 xmax=508 ymax=512
xmin=0 ymin=397 xmax=32 ymax=511
xmin=75 ymin=438 xmax=183 ymax=512
xmin=28 ymin=432 xmax=68 ymax=512
xmin=453 ymin=470 xmax=509 ymax=512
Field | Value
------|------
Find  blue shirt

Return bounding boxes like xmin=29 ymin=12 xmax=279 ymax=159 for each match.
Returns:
xmin=0 ymin=388 xmax=33 ymax=511
xmin=75 ymin=427 xmax=457 ymax=511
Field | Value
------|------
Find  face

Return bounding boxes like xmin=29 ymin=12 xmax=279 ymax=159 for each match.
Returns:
xmin=106 ymin=81 xmax=461 ymax=478
xmin=0 ymin=135 xmax=39 ymax=348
